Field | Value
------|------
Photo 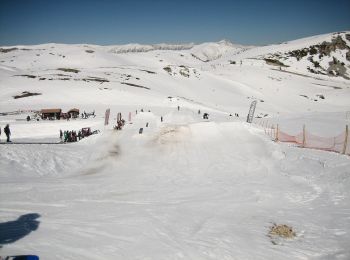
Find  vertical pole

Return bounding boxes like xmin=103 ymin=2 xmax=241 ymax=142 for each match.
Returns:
xmin=302 ymin=124 xmax=306 ymax=147
xmin=276 ymin=124 xmax=279 ymax=141
xmin=342 ymin=125 xmax=348 ymax=154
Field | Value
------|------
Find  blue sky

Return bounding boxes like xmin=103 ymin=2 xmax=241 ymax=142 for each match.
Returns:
xmin=0 ymin=0 xmax=349 ymax=46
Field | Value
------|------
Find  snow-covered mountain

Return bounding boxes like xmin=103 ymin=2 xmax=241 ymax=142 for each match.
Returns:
xmin=223 ymin=31 xmax=350 ymax=79
xmin=108 ymin=43 xmax=194 ymax=54
xmin=1 ymin=32 xmax=350 ymax=259
xmin=0 ymin=31 xmax=349 ymax=116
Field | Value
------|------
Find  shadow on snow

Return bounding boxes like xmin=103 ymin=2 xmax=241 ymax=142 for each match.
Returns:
xmin=0 ymin=213 xmax=40 ymax=247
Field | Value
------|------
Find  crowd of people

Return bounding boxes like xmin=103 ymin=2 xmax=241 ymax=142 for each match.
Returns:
xmin=60 ymin=128 xmax=92 ymax=143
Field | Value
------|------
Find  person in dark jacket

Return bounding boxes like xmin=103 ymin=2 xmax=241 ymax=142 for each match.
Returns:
xmin=4 ymin=124 xmax=11 ymax=142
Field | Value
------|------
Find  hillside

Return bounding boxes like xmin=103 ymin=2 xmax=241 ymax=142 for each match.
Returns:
xmin=0 ymin=31 xmax=349 ymax=117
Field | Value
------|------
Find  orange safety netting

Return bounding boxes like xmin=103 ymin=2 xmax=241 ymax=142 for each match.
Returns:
xmin=256 ymin=120 xmax=349 ymax=155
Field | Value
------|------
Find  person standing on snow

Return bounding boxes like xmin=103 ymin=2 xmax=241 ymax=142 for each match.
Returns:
xmin=4 ymin=124 xmax=11 ymax=142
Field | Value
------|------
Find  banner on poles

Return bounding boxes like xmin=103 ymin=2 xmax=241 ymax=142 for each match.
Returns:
xmin=104 ymin=108 xmax=110 ymax=125
xmin=246 ymin=100 xmax=257 ymax=123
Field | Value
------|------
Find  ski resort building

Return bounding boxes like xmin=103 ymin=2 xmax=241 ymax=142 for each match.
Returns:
xmin=41 ymin=108 xmax=62 ymax=120
xmin=68 ymin=108 xmax=80 ymax=118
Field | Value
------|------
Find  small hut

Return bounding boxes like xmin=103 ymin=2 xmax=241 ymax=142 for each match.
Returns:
xmin=41 ymin=108 xmax=62 ymax=120
xmin=68 ymin=108 xmax=80 ymax=119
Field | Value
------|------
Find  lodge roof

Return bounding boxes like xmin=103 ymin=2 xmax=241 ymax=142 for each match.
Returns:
xmin=41 ymin=108 xmax=62 ymax=113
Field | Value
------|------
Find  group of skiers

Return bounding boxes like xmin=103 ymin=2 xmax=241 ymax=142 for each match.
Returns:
xmin=197 ymin=109 xmax=209 ymax=120
xmin=0 ymin=124 xmax=11 ymax=142
xmin=81 ymin=110 xmax=95 ymax=119
xmin=60 ymin=129 xmax=88 ymax=143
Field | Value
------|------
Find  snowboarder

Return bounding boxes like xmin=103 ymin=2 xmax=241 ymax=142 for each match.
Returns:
xmin=203 ymin=113 xmax=209 ymax=120
xmin=4 ymin=124 xmax=11 ymax=142
xmin=26 ymin=115 xmax=31 ymax=121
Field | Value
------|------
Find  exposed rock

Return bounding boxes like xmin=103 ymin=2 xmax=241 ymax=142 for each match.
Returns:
xmin=57 ymin=68 xmax=80 ymax=73
xmin=13 ymin=91 xmax=41 ymax=99
xmin=0 ymin=48 xmax=18 ymax=53
xmin=264 ymin=58 xmax=289 ymax=67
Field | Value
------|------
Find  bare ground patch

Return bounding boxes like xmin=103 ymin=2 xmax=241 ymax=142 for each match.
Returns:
xmin=13 ymin=91 xmax=42 ymax=99
xmin=268 ymin=223 xmax=296 ymax=245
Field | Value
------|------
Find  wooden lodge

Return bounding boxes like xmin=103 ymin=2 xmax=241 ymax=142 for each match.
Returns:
xmin=41 ymin=108 xmax=62 ymax=120
xmin=68 ymin=108 xmax=80 ymax=119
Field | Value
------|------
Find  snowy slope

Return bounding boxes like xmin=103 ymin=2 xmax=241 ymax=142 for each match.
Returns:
xmin=1 ymin=111 xmax=349 ymax=259
xmin=0 ymin=32 xmax=350 ymax=259
xmin=219 ymin=31 xmax=350 ymax=80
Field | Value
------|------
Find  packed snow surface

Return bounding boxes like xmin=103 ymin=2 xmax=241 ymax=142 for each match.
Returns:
xmin=0 ymin=32 xmax=350 ymax=259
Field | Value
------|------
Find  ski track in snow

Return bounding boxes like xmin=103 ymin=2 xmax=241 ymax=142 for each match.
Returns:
xmin=0 ymin=109 xmax=349 ymax=259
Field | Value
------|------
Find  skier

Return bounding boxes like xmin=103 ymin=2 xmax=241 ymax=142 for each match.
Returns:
xmin=198 ymin=109 xmax=201 ymax=114
xmin=60 ymin=129 xmax=63 ymax=141
xmin=64 ymin=131 xmax=68 ymax=142
xmin=161 ymin=116 xmax=163 ymax=122
xmin=177 ymin=106 xmax=180 ymax=111
xmin=4 ymin=124 xmax=11 ymax=142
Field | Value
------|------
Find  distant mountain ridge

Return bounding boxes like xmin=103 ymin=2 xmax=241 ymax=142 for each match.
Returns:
xmin=108 ymin=43 xmax=195 ymax=54
xmin=1 ymin=31 xmax=349 ymax=79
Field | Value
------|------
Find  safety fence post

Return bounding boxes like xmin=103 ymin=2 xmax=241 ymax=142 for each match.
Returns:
xmin=343 ymin=125 xmax=349 ymax=154
xmin=302 ymin=124 xmax=306 ymax=147
xmin=275 ymin=124 xmax=279 ymax=141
